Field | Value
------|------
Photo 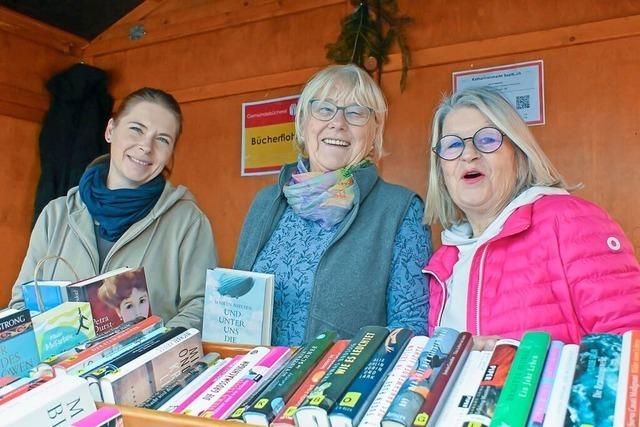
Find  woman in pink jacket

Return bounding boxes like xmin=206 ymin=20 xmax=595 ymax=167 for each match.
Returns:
xmin=423 ymin=86 xmax=640 ymax=344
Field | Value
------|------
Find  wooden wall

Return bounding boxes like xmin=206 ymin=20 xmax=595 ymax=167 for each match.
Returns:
xmin=2 ymin=0 xmax=640 ymax=304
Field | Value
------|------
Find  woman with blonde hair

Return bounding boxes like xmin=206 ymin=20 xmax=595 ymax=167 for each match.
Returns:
xmin=423 ymin=86 xmax=640 ymax=343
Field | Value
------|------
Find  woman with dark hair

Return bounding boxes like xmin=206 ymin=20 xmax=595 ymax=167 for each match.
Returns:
xmin=10 ymin=88 xmax=217 ymax=330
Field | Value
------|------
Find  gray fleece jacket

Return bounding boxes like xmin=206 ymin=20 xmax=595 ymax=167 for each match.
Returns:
xmin=9 ymin=181 xmax=217 ymax=330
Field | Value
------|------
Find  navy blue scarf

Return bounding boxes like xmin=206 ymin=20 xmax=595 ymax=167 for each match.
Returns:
xmin=79 ymin=162 xmax=165 ymax=242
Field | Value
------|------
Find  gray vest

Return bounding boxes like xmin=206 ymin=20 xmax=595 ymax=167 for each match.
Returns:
xmin=234 ymin=162 xmax=418 ymax=340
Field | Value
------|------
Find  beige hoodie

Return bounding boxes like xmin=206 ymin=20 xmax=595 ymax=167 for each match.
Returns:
xmin=10 ymin=181 xmax=217 ymax=330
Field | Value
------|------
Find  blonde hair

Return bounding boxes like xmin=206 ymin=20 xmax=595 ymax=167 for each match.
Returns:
xmin=295 ymin=64 xmax=388 ymax=160
xmin=424 ymin=86 xmax=573 ymax=228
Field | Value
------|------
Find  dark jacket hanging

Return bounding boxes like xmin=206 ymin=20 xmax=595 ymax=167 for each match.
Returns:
xmin=33 ymin=63 xmax=113 ymax=224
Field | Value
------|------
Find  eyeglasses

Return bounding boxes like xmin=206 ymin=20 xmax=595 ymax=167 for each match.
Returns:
xmin=309 ymin=99 xmax=374 ymax=127
xmin=433 ymin=126 xmax=505 ymax=161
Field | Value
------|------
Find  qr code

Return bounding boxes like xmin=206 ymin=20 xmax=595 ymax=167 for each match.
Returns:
xmin=515 ymin=95 xmax=530 ymax=110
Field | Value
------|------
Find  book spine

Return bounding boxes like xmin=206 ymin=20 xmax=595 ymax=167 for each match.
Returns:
xmin=490 ymin=331 xmax=551 ymax=427
xmin=0 ymin=376 xmax=51 ymax=405
xmin=541 ymin=343 xmax=579 ymax=427
xmin=382 ymin=327 xmax=460 ymax=427
xmin=202 ymin=346 xmax=292 ymax=419
xmin=462 ymin=338 xmax=520 ymax=427
xmin=614 ymin=331 xmax=640 ymax=427
xmin=527 ymin=340 xmax=564 ymax=427
xmin=359 ymin=336 xmax=429 ymax=427
xmin=67 ymin=285 xmax=86 ymax=302
xmin=412 ymin=332 xmax=473 ymax=426
xmin=272 ymin=340 xmax=349 ymax=427
xmin=179 ymin=347 xmax=271 ymax=415
xmin=243 ymin=331 xmax=337 ymax=424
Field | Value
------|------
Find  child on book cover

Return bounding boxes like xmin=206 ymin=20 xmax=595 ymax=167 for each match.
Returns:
xmin=98 ymin=269 xmax=151 ymax=323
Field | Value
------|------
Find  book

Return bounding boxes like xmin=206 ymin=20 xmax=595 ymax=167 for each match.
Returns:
xmin=329 ymin=328 xmax=414 ymax=427
xmin=294 ymin=325 xmax=389 ymax=427
xmin=412 ymin=331 xmax=473 ymax=426
xmin=71 ymin=406 xmax=123 ymax=427
xmin=66 ymin=266 xmax=150 ymax=335
xmin=0 ymin=375 xmax=96 ymax=426
xmin=21 ymin=279 xmax=71 ymax=312
xmin=490 ymin=331 xmax=551 ymax=427
xmin=542 ymin=343 xmax=579 ymax=427
xmin=139 ymin=352 xmax=220 ymax=409
xmin=565 ymin=333 xmax=622 ymax=427
xmin=202 ymin=346 xmax=292 ymax=419
xmin=614 ymin=330 xmax=640 ymax=427
xmin=272 ymin=340 xmax=349 ymax=427
xmin=527 ymin=340 xmax=564 ymax=427
xmin=99 ymin=327 xmax=203 ymax=405
xmin=382 ymin=326 xmax=460 ymax=427
xmin=462 ymin=338 xmax=520 ymax=427
xmin=202 ymin=267 xmax=275 ymax=345
xmin=243 ymin=331 xmax=337 ymax=426
xmin=0 ymin=308 xmax=40 ymax=377
xmin=360 ymin=336 xmax=430 ymax=427
xmin=0 ymin=375 xmax=52 ymax=405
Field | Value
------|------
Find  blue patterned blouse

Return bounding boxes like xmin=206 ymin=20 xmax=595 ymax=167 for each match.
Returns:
xmin=252 ymin=197 xmax=430 ymax=346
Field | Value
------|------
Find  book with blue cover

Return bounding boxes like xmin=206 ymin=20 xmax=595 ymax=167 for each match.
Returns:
xmin=21 ymin=280 xmax=71 ymax=313
xmin=202 ymin=268 xmax=274 ymax=345
xmin=0 ymin=308 xmax=40 ymax=377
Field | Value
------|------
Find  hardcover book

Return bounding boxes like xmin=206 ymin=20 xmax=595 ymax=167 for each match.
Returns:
xmin=21 ymin=279 xmax=71 ymax=312
xmin=329 ymin=328 xmax=414 ymax=427
xmin=66 ymin=267 xmax=150 ymax=336
xmin=295 ymin=325 xmax=389 ymax=427
xmin=202 ymin=267 xmax=275 ymax=345
xmin=565 ymin=333 xmax=622 ymax=427
xmin=0 ymin=308 xmax=40 ymax=377
xmin=31 ymin=301 xmax=96 ymax=360
xmin=614 ymin=330 xmax=640 ymax=427
xmin=243 ymin=331 xmax=337 ymax=426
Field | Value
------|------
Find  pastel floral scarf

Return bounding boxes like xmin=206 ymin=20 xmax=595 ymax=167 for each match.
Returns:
xmin=282 ymin=157 xmax=369 ymax=229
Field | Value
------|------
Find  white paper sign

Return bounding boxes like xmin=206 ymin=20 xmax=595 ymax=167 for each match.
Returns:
xmin=453 ymin=60 xmax=545 ymax=125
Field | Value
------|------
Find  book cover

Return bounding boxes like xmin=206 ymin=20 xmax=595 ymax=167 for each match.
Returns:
xmin=0 ymin=308 xmax=40 ymax=377
xmin=67 ymin=267 xmax=150 ymax=336
xmin=202 ymin=267 xmax=275 ymax=345
xmin=536 ymin=343 xmax=579 ymax=427
xmin=382 ymin=326 xmax=460 ymax=427
xmin=243 ymin=330 xmax=337 ymax=426
xmin=272 ymin=339 xmax=349 ymax=427
xmin=1 ymin=375 xmax=96 ymax=426
xmin=462 ymin=338 xmax=520 ymax=427
xmin=614 ymin=330 xmax=640 ymax=427
xmin=99 ymin=328 xmax=203 ymax=405
xmin=21 ymin=280 xmax=71 ymax=312
xmin=71 ymin=406 xmax=123 ymax=427
xmin=565 ymin=333 xmax=622 ymax=427
xmin=329 ymin=328 xmax=414 ymax=427
xmin=412 ymin=332 xmax=473 ymax=426
xmin=490 ymin=331 xmax=551 ymax=427
xmin=360 ymin=336 xmax=430 ymax=427
xmin=295 ymin=325 xmax=389 ymax=427
xmin=202 ymin=346 xmax=292 ymax=419
xmin=527 ymin=340 xmax=564 ymax=427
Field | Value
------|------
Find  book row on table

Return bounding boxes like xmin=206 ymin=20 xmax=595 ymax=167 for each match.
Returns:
xmin=0 ymin=309 xmax=638 ymax=427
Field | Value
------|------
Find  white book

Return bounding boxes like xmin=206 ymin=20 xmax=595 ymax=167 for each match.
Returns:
xmin=0 ymin=375 xmax=96 ymax=427
xmin=180 ymin=346 xmax=271 ymax=416
xmin=542 ymin=343 xmax=579 ymax=427
xmin=435 ymin=349 xmax=493 ymax=425
xmin=99 ymin=328 xmax=203 ymax=405
xmin=158 ymin=357 xmax=232 ymax=412
xmin=359 ymin=336 xmax=429 ymax=427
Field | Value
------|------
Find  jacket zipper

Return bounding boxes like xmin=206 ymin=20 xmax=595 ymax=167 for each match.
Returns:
xmin=475 ymin=244 xmax=490 ymax=335
xmin=423 ymin=268 xmax=447 ymax=328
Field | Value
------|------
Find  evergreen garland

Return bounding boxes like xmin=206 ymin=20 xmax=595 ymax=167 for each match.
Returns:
xmin=326 ymin=0 xmax=413 ymax=91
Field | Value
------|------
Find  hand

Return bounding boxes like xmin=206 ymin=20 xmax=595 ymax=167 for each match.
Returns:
xmin=472 ymin=335 xmax=501 ymax=351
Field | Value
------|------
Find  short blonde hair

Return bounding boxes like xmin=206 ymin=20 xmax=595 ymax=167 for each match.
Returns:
xmin=295 ymin=64 xmax=388 ymax=160
xmin=424 ymin=86 xmax=572 ymax=228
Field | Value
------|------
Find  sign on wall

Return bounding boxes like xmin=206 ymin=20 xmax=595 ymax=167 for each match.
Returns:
xmin=241 ymin=95 xmax=300 ymax=176
xmin=453 ymin=60 xmax=545 ymax=125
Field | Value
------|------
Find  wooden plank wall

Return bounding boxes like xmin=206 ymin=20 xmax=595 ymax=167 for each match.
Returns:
xmin=2 ymin=0 xmax=640 ymax=304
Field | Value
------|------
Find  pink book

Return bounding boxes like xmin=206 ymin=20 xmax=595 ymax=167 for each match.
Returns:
xmin=173 ymin=355 xmax=240 ymax=413
xmin=201 ymin=346 xmax=292 ymax=419
xmin=527 ymin=340 xmax=564 ymax=426
xmin=71 ymin=406 xmax=123 ymax=426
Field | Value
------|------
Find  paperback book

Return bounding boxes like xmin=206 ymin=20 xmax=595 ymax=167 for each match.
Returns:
xmin=0 ymin=308 xmax=39 ymax=377
xmin=21 ymin=279 xmax=71 ymax=312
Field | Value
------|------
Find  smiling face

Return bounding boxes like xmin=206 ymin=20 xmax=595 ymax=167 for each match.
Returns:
xmin=302 ymin=86 xmax=378 ymax=173
xmin=105 ymin=101 xmax=178 ymax=189
xmin=440 ymin=106 xmax=518 ymax=235
xmin=117 ymin=287 xmax=150 ymax=323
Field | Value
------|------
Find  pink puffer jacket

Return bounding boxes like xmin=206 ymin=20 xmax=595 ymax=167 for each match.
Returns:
xmin=424 ymin=194 xmax=640 ymax=344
